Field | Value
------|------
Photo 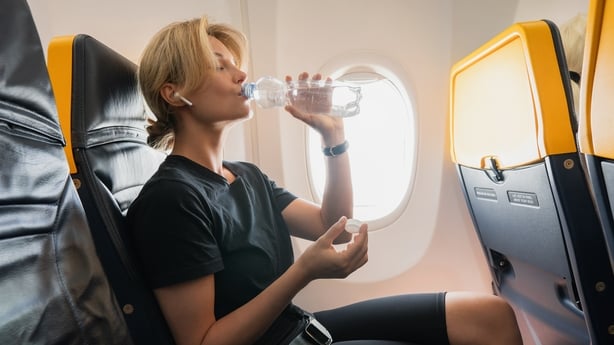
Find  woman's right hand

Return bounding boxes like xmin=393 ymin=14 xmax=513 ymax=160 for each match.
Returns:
xmin=296 ymin=217 xmax=369 ymax=281
xmin=284 ymin=72 xmax=346 ymax=146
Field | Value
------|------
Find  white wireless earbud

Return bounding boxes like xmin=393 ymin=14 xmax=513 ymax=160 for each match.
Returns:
xmin=174 ymin=92 xmax=193 ymax=106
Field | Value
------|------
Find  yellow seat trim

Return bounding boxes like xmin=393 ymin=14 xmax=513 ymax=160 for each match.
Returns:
xmin=578 ymin=0 xmax=614 ymax=159
xmin=48 ymin=35 xmax=77 ymax=174
xmin=450 ymin=21 xmax=576 ymax=169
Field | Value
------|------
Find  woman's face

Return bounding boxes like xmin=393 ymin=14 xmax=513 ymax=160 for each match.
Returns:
xmin=185 ymin=36 xmax=250 ymax=124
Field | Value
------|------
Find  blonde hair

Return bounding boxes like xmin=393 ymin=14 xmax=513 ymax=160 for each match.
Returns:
xmin=560 ymin=13 xmax=587 ymax=116
xmin=138 ymin=16 xmax=247 ymax=150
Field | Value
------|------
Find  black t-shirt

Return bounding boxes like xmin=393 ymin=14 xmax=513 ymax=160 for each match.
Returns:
xmin=127 ymin=155 xmax=297 ymax=318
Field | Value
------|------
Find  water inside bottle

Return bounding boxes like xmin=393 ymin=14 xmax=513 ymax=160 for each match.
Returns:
xmin=255 ymin=88 xmax=286 ymax=108
xmin=287 ymin=80 xmax=362 ymax=117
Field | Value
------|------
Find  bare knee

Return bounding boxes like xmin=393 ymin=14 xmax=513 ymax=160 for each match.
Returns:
xmin=445 ymin=292 xmax=522 ymax=345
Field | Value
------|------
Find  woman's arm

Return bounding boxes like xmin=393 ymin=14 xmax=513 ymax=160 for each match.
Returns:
xmin=153 ymin=217 xmax=368 ymax=345
xmin=282 ymin=72 xmax=354 ymax=243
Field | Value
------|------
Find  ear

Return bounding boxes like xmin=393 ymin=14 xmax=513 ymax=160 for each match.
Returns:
xmin=160 ymin=83 xmax=185 ymax=107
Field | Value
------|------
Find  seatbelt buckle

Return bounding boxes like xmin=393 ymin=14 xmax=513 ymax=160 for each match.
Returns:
xmin=304 ymin=317 xmax=332 ymax=345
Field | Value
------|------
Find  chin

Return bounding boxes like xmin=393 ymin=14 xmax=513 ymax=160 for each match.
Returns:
xmin=233 ymin=108 xmax=253 ymax=121
xmin=240 ymin=104 xmax=253 ymax=119
xmin=245 ymin=109 xmax=255 ymax=120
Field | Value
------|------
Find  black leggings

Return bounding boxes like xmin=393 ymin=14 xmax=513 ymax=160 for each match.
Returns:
xmin=313 ymin=292 xmax=449 ymax=345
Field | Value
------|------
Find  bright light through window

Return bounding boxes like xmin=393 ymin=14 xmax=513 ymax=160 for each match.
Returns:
xmin=307 ymin=72 xmax=415 ymax=223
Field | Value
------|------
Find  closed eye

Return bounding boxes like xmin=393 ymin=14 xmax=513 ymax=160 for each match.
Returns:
xmin=214 ymin=52 xmax=237 ymax=70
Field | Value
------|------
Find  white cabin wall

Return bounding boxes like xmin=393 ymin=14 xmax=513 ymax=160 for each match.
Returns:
xmin=514 ymin=0 xmax=589 ymax=24
xmin=27 ymin=0 xmax=241 ymax=63
xmin=450 ymin=0 xmax=519 ymax=63
xmin=27 ymin=0 xmax=244 ymax=63
xmin=449 ymin=0 xmax=590 ymax=65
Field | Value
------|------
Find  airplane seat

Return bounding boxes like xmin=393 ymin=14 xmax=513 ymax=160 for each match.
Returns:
xmin=0 ymin=0 xmax=132 ymax=344
xmin=449 ymin=20 xmax=614 ymax=345
xmin=47 ymin=35 xmax=172 ymax=344
xmin=577 ymin=0 xmax=614 ymax=274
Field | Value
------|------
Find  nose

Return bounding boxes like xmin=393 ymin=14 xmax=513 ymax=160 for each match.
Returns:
xmin=234 ymin=68 xmax=247 ymax=84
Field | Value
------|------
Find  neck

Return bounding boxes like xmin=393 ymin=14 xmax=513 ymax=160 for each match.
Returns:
xmin=171 ymin=127 xmax=227 ymax=176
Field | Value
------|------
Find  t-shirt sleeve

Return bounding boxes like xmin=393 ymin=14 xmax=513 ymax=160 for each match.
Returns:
xmin=127 ymin=179 xmax=223 ymax=288
xmin=264 ymin=174 xmax=297 ymax=211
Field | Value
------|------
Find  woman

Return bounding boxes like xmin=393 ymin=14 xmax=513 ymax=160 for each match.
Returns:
xmin=127 ymin=16 xmax=523 ymax=345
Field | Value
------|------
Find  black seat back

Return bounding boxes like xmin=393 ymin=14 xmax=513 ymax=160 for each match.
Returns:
xmin=0 ymin=1 xmax=131 ymax=344
xmin=47 ymin=34 xmax=172 ymax=344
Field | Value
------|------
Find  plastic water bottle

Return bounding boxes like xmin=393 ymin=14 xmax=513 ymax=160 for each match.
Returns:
xmin=242 ymin=76 xmax=362 ymax=117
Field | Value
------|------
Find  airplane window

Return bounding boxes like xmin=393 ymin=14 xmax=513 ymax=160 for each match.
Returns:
xmin=307 ymin=71 xmax=415 ymax=223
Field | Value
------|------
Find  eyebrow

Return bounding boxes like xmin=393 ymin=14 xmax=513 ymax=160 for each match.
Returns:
xmin=213 ymin=51 xmax=237 ymax=66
